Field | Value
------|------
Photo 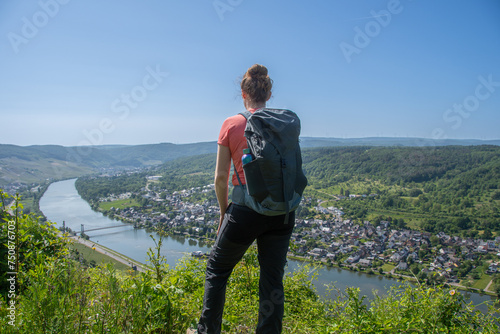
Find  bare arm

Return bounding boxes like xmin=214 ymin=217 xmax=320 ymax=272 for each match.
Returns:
xmin=214 ymin=144 xmax=231 ymax=234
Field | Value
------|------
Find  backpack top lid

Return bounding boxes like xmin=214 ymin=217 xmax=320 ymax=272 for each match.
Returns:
xmin=242 ymin=108 xmax=301 ymax=153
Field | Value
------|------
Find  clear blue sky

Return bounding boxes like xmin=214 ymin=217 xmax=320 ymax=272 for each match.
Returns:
xmin=1 ymin=0 xmax=499 ymax=146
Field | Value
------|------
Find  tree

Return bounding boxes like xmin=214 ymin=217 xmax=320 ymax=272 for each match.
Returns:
xmin=430 ymin=235 xmax=440 ymax=247
xmin=418 ymin=249 xmax=427 ymax=260
xmin=409 ymin=188 xmax=423 ymax=197
xmin=495 ymin=284 xmax=500 ymax=296
xmin=482 ymin=229 xmax=493 ymax=240
xmin=417 ymin=270 xmax=427 ymax=281
xmin=306 ymin=239 xmax=318 ymax=249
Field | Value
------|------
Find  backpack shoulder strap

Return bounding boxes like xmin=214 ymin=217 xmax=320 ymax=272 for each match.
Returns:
xmin=239 ymin=110 xmax=252 ymax=120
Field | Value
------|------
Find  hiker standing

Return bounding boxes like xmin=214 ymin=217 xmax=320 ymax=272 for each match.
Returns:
xmin=197 ymin=64 xmax=306 ymax=334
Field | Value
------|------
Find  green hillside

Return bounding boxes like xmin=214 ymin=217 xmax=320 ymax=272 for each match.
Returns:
xmin=0 ymin=156 xmax=93 ymax=185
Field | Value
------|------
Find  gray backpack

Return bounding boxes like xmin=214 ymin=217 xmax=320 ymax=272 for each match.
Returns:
xmin=233 ymin=108 xmax=307 ymax=221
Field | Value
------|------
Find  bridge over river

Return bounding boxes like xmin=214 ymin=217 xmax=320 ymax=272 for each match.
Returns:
xmin=79 ymin=222 xmax=138 ymax=234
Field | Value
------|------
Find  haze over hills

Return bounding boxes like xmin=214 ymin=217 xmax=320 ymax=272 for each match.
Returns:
xmin=1 ymin=137 xmax=499 ymax=186
xmin=0 ymin=142 xmax=217 ymax=186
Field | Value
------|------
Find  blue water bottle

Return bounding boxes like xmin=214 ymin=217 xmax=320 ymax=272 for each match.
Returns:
xmin=242 ymin=148 xmax=253 ymax=165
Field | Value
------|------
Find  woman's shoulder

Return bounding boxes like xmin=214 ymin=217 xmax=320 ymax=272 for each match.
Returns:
xmin=218 ymin=113 xmax=247 ymax=146
xmin=226 ymin=112 xmax=247 ymax=122
xmin=222 ymin=113 xmax=246 ymax=129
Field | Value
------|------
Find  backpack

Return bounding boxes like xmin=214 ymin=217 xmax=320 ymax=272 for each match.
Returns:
xmin=233 ymin=108 xmax=308 ymax=222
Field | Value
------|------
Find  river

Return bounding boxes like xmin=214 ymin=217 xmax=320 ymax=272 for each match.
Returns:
xmin=39 ymin=179 xmax=497 ymax=309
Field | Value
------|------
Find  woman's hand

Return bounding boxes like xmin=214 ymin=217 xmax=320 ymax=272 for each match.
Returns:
xmin=214 ymin=144 xmax=231 ymax=235
xmin=217 ymin=215 xmax=224 ymax=235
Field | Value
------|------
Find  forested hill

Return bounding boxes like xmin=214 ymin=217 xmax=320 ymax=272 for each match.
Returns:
xmin=303 ymin=145 xmax=500 ymax=185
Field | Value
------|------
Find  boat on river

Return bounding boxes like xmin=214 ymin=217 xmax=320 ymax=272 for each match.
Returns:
xmin=191 ymin=250 xmax=209 ymax=258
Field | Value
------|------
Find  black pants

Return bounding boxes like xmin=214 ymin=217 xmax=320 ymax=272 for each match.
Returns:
xmin=198 ymin=204 xmax=295 ymax=334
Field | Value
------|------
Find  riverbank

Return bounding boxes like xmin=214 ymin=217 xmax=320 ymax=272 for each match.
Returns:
xmin=288 ymin=254 xmax=499 ymax=298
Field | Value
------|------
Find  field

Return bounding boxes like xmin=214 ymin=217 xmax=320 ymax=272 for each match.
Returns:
xmin=382 ymin=263 xmax=395 ymax=273
xmin=99 ymin=198 xmax=140 ymax=210
xmin=472 ymin=274 xmax=493 ymax=290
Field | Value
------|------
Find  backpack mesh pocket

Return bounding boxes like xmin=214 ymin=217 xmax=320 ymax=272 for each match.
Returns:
xmin=242 ymin=158 xmax=268 ymax=202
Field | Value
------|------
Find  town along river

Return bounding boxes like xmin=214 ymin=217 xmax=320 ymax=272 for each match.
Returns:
xmin=40 ymin=179 xmax=497 ymax=311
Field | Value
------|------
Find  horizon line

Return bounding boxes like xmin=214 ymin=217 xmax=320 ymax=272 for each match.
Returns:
xmin=2 ymin=136 xmax=500 ymax=148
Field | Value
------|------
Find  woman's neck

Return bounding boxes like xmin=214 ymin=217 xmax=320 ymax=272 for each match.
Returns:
xmin=244 ymin=100 xmax=266 ymax=110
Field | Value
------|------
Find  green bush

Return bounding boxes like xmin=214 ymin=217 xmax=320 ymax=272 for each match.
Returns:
xmin=1 ymin=192 xmax=68 ymax=299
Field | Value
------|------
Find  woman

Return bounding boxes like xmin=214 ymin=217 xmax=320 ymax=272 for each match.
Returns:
xmin=197 ymin=64 xmax=297 ymax=334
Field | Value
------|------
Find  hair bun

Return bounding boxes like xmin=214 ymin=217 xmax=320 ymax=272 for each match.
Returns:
xmin=248 ymin=64 xmax=268 ymax=78
xmin=241 ymin=64 xmax=273 ymax=103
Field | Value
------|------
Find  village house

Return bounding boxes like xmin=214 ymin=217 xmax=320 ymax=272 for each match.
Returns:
xmin=487 ymin=262 xmax=498 ymax=274
xmin=346 ymin=253 xmax=360 ymax=264
xmin=397 ymin=262 xmax=408 ymax=270
xmin=308 ymin=248 xmax=327 ymax=258
xmin=358 ymin=258 xmax=371 ymax=267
